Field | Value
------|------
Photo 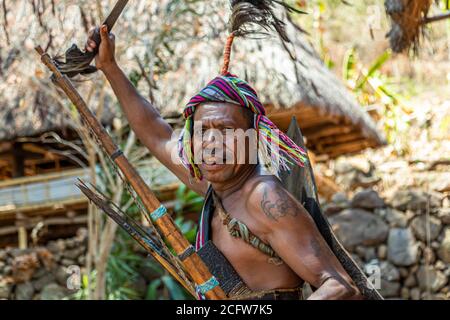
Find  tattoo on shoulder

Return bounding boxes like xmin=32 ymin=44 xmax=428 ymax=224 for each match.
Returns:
xmin=260 ymin=186 xmax=298 ymax=221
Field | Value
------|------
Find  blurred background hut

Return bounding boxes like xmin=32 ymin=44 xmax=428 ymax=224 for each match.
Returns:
xmin=0 ymin=0 xmax=386 ymax=248
xmin=0 ymin=79 xmax=115 ymax=247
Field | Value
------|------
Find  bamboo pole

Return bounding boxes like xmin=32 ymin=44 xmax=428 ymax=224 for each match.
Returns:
xmin=35 ymin=46 xmax=226 ymax=300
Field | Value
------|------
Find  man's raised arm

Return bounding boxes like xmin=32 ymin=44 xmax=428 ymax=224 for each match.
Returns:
xmin=86 ymin=25 xmax=208 ymax=195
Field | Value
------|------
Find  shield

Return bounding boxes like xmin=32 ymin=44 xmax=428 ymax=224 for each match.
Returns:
xmin=280 ymin=117 xmax=383 ymax=300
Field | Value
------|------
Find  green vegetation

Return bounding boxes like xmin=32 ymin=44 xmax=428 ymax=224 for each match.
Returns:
xmin=341 ymin=48 xmax=412 ymax=153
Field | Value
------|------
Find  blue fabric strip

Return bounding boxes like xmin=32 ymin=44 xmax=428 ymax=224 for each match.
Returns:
xmin=150 ymin=205 xmax=167 ymax=222
xmin=196 ymin=276 xmax=219 ymax=295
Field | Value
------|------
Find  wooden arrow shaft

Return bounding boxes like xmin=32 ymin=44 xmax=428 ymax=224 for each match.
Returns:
xmin=103 ymin=0 xmax=130 ymax=31
xmin=91 ymin=0 xmax=130 ymax=49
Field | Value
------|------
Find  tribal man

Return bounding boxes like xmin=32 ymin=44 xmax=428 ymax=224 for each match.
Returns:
xmin=85 ymin=2 xmax=366 ymax=300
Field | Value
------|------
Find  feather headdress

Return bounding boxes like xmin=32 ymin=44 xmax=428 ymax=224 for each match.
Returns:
xmin=179 ymin=1 xmax=307 ymax=180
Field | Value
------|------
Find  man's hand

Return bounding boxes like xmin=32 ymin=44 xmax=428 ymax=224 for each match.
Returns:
xmin=85 ymin=25 xmax=116 ymax=72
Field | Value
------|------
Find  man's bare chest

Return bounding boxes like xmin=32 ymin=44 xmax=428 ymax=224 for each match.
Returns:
xmin=209 ymin=207 xmax=302 ymax=290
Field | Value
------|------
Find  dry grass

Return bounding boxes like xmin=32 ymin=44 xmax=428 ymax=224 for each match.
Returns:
xmin=385 ymin=0 xmax=433 ymax=53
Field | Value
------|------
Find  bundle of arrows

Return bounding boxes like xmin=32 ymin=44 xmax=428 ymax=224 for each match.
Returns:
xmin=32 ymin=0 xmax=230 ymax=300
xmin=34 ymin=45 xmax=226 ymax=300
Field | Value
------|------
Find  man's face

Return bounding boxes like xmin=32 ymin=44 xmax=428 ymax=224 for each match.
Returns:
xmin=192 ymin=102 xmax=255 ymax=183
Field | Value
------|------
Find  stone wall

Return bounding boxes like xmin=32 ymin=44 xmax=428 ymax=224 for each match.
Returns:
xmin=326 ymin=188 xmax=450 ymax=299
xmin=0 ymin=229 xmax=87 ymax=300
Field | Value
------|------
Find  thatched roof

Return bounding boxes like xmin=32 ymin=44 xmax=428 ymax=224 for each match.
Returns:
xmin=0 ymin=5 xmax=115 ymax=143
xmin=0 ymin=48 xmax=59 ymax=142
xmin=385 ymin=0 xmax=433 ymax=53
xmin=152 ymin=9 xmax=386 ymax=158
xmin=156 ymin=32 xmax=386 ymax=157
xmin=0 ymin=73 xmax=114 ymax=142
xmin=0 ymin=0 xmax=385 ymax=159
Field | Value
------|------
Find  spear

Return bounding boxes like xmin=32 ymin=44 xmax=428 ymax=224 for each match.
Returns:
xmin=35 ymin=46 xmax=227 ymax=300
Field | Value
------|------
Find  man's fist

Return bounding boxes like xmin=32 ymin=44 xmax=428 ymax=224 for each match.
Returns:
xmin=85 ymin=25 xmax=116 ymax=71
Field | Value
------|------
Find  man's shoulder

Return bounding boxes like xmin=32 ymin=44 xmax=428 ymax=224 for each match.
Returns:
xmin=242 ymin=174 xmax=291 ymax=224
xmin=242 ymin=173 xmax=282 ymax=201
xmin=243 ymin=172 xmax=312 ymax=228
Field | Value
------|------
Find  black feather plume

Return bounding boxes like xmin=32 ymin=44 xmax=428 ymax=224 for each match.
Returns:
xmin=229 ymin=0 xmax=306 ymax=42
